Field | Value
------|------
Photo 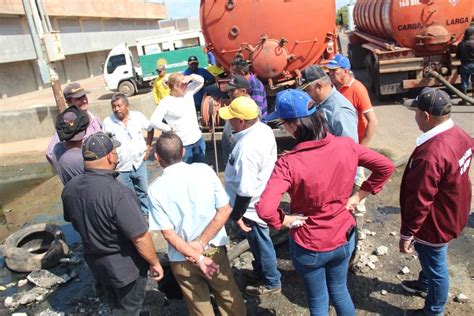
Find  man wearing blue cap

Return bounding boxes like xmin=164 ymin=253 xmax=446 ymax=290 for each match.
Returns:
xmin=400 ymin=88 xmax=473 ymax=316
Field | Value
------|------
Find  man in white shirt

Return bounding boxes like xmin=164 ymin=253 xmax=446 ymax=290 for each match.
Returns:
xmin=219 ymin=96 xmax=282 ymax=296
xmin=150 ymin=73 xmax=206 ymax=164
xmin=102 ymin=93 xmax=154 ymax=216
xmin=148 ymin=132 xmax=246 ymax=316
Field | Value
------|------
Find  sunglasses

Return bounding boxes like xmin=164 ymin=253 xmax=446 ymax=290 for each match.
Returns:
xmin=276 ymin=121 xmax=285 ymax=130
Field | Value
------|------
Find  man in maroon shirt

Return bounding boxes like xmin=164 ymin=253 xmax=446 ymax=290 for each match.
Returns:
xmin=399 ymin=88 xmax=473 ymax=316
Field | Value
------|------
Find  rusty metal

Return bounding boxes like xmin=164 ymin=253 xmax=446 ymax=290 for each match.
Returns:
xmin=295 ymin=39 xmax=318 ymax=45
xmin=353 ymin=0 xmax=472 ymax=54
xmin=354 ymin=30 xmax=396 ymax=51
xmin=220 ymin=48 xmax=243 ymax=55
xmin=226 ymin=0 xmax=234 ymax=10
xmin=200 ymin=0 xmax=337 ymax=80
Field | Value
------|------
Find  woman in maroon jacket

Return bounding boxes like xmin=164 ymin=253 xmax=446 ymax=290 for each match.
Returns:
xmin=256 ymin=89 xmax=395 ymax=316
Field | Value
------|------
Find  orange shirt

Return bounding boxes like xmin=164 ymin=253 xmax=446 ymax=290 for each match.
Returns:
xmin=338 ymin=78 xmax=373 ymax=143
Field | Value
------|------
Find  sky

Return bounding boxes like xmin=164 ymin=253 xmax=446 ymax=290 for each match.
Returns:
xmin=162 ymin=0 xmax=352 ymax=19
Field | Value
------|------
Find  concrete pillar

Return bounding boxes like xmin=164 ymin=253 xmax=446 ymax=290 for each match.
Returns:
xmin=85 ymin=53 xmax=94 ymax=77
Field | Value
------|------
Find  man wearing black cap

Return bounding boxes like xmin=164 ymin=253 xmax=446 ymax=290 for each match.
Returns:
xmin=221 ymin=75 xmax=252 ymax=165
xmin=300 ymin=65 xmax=358 ymax=143
xmin=50 ymin=106 xmax=89 ymax=185
xmin=62 ymin=132 xmax=164 ymax=315
xmin=183 ymin=55 xmax=215 ymax=111
xmin=399 ymin=88 xmax=473 ymax=316
xmin=46 ymin=82 xmax=102 ymax=163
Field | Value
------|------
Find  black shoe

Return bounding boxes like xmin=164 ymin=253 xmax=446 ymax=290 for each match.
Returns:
xmin=404 ymin=309 xmax=427 ymax=316
xmin=401 ymin=280 xmax=428 ymax=298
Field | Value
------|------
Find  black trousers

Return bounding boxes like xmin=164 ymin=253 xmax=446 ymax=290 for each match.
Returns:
xmin=112 ymin=275 xmax=148 ymax=315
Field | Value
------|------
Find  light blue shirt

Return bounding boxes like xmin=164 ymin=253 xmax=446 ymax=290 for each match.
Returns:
xmin=148 ymin=162 xmax=229 ymax=262
xmin=317 ymin=87 xmax=358 ymax=143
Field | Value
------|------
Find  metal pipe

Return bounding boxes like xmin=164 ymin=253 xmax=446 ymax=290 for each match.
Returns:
xmin=22 ymin=0 xmax=43 ymax=60
xmin=37 ymin=0 xmax=52 ymax=32
xmin=427 ymin=70 xmax=474 ymax=105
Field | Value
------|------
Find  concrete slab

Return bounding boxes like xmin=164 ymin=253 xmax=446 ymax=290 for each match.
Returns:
xmin=0 ymin=76 xmax=155 ymax=143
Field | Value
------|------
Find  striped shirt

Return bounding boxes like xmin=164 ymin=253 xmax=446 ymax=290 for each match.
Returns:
xmin=248 ymin=74 xmax=268 ymax=117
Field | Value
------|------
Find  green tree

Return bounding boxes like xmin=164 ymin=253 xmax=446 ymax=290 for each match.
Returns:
xmin=336 ymin=5 xmax=349 ymax=27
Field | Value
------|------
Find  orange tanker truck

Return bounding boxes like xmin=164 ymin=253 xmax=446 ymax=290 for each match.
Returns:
xmin=200 ymin=0 xmax=338 ymax=91
xmin=348 ymin=0 xmax=473 ymax=98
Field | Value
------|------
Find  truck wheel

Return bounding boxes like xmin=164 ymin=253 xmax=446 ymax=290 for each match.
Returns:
xmin=118 ymin=81 xmax=136 ymax=97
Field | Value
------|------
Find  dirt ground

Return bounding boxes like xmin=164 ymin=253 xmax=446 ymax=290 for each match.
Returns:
xmin=3 ymin=166 xmax=473 ymax=316
xmin=0 ymin=73 xmax=473 ymax=315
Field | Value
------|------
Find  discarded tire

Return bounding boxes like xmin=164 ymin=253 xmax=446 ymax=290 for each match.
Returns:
xmin=1 ymin=223 xmax=69 ymax=273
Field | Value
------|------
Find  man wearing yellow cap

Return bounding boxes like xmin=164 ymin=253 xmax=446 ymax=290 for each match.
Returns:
xmin=219 ymin=97 xmax=281 ymax=296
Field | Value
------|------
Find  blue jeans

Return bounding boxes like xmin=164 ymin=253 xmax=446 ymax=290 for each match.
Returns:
xmin=414 ymin=242 xmax=449 ymax=316
xmin=244 ymin=219 xmax=281 ymax=289
xmin=460 ymin=63 xmax=474 ymax=94
xmin=117 ymin=162 xmax=151 ymax=215
xmin=183 ymin=137 xmax=206 ymax=164
xmin=290 ymin=234 xmax=356 ymax=316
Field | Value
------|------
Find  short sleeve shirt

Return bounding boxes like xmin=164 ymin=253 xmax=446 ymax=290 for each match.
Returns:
xmin=62 ymin=169 xmax=148 ymax=288
xmin=50 ymin=143 xmax=84 ymax=185
xmin=148 ymin=162 xmax=229 ymax=262
xmin=102 ymin=111 xmax=153 ymax=172
xmin=224 ymin=122 xmax=277 ymax=225
xmin=317 ymin=87 xmax=359 ymax=143
xmin=338 ymin=79 xmax=373 ymax=143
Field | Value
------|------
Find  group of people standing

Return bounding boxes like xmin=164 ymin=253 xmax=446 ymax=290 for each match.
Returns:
xmin=46 ymin=50 xmax=472 ymax=316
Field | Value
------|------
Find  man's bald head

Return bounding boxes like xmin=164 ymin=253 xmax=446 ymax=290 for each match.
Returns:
xmin=154 ymin=132 xmax=184 ymax=167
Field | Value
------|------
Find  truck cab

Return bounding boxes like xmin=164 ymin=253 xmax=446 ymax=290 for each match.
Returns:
xmin=103 ymin=43 xmax=138 ymax=96
xmin=104 ymin=30 xmax=207 ymax=97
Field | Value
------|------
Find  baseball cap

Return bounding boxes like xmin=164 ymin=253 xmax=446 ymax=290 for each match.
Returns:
xmin=55 ymin=106 xmax=90 ymax=141
xmin=327 ymin=54 xmax=351 ymax=70
xmin=188 ymin=56 xmax=199 ymax=64
xmin=63 ymin=82 xmax=90 ymax=99
xmin=219 ymin=96 xmax=259 ymax=120
xmin=265 ymin=89 xmax=316 ymax=121
xmin=408 ymin=87 xmax=452 ymax=116
xmin=299 ymin=65 xmax=328 ymax=90
xmin=227 ymin=75 xmax=250 ymax=91
xmin=82 ymin=132 xmax=121 ymax=161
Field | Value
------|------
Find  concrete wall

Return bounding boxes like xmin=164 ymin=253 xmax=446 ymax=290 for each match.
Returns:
xmin=0 ymin=95 xmax=156 ymax=143
xmin=0 ymin=0 xmax=167 ymax=20
xmin=0 ymin=61 xmax=40 ymax=98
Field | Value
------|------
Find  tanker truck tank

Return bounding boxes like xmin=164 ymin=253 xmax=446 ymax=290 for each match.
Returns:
xmin=353 ymin=0 xmax=472 ymax=54
xmin=348 ymin=0 xmax=473 ymax=97
xmin=200 ymin=0 xmax=337 ymax=87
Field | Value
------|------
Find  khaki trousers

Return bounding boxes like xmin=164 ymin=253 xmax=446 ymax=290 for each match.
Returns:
xmin=170 ymin=248 xmax=246 ymax=316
